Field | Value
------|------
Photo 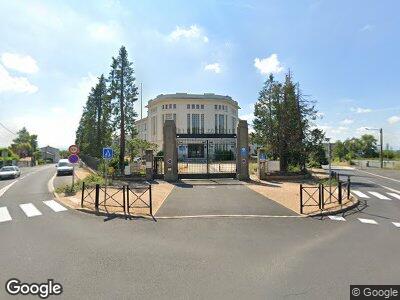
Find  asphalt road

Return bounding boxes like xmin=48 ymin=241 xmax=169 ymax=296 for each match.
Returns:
xmin=0 ymin=165 xmax=399 ymax=299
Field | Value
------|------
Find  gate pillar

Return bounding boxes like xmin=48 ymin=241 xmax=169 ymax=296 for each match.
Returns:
xmin=236 ymin=120 xmax=250 ymax=181
xmin=163 ymin=120 xmax=178 ymax=182
xmin=145 ymin=149 xmax=154 ymax=180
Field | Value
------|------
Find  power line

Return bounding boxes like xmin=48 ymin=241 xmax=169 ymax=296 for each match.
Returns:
xmin=0 ymin=121 xmax=16 ymax=135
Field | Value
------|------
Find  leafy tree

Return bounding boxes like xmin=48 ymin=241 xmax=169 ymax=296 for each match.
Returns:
xmin=127 ymin=138 xmax=158 ymax=160
xmin=76 ymin=75 xmax=112 ymax=158
xmin=108 ymin=46 xmax=138 ymax=173
xmin=10 ymin=127 xmax=38 ymax=158
xmin=253 ymin=71 xmax=317 ymax=172
xmin=333 ymin=140 xmax=347 ymax=161
xmin=306 ymin=129 xmax=328 ymax=167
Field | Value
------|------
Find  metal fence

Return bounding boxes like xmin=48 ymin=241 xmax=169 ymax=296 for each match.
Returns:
xmin=300 ymin=177 xmax=352 ymax=214
xmin=80 ymin=182 xmax=153 ymax=217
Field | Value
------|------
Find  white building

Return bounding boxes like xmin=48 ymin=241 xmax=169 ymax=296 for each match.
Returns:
xmin=135 ymin=93 xmax=240 ymax=154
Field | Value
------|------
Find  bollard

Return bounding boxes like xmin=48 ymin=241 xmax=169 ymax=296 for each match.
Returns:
xmin=347 ymin=177 xmax=351 ymax=199
xmin=126 ymin=186 xmax=130 ymax=215
xmin=122 ymin=185 xmax=126 ymax=214
xmin=320 ymin=184 xmax=324 ymax=210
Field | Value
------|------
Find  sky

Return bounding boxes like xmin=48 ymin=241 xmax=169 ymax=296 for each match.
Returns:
xmin=0 ymin=0 xmax=399 ymax=150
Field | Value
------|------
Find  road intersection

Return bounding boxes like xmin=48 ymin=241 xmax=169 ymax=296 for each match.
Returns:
xmin=0 ymin=165 xmax=399 ymax=299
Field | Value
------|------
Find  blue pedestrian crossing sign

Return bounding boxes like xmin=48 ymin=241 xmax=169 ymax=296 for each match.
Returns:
xmin=102 ymin=147 xmax=113 ymax=160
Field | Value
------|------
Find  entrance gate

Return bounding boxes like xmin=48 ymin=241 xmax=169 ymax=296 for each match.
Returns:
xmin=176 ymin=133 xmax=237 ymax=179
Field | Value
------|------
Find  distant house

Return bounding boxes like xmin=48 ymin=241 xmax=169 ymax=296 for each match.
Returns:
xmin=40 ymin=146 xmax=60 ymax=163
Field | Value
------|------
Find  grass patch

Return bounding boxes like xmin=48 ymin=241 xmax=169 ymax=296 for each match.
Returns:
xmin=55 ymin=173 xmax=105 ymax=196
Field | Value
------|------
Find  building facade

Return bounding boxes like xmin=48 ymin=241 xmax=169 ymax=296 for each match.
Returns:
xmin=135 ymin=93 xmax=240 ymax=156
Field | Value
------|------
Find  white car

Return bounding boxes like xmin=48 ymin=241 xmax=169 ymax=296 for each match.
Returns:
xmin=56 ymin=159 xmax=74 ymax=176
xmin=0 ymin=166 xmax=21 ymax=179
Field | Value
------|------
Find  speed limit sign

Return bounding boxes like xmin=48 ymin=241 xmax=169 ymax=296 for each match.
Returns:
xmin=68 ymin=144 xmax=80 ymax=155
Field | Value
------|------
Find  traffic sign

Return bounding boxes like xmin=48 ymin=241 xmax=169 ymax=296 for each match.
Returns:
xmin=167 ymin=158 xmax=172 ymax=165
xmin=240 ymin=147 xmax=248 ymax=157
xmin=259 ymin=153 xmax=267 ymax=162
xmin=68 ymin=154 xmax=79 ymax=164
xmin=68 ymin=144 xmax=80 ymax=155
xmin=102 ymin=147 xmax=113 ymax=160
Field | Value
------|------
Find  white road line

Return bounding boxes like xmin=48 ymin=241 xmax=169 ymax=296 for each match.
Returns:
xmin=43 ymin=200 xmax=67 ymax=212
xmin=19 ymin=203 xmax=42 ymax=217
xmin=368 ymin=191 xmax=391 ymax=200
xmin=357 ymin=169 xmax=400 ymax=183
xmin=392 ymin=222 xmax=400 ymax=228
xmin=328 ymin=215 xmax=346 ymax=221
xmin=387 ymin=193 xmax=400 ymax=200
xmin=358 ymin=218 xmax=378 ymax=225
xmin=0 ymin=180 xmax=18 ymax=198
xmin=352 ymin=190 xmax=370 ymax=198
xmin=0 ymin=207 xmax=12 ymax=223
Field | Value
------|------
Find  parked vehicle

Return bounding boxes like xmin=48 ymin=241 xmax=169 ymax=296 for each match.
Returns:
xmin=56 ymin=159 xmax=73 ymax=176
xmin=0 ymin=166 xmax=21 ymax=179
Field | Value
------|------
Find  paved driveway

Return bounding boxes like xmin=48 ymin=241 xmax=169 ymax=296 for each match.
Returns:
xmin=156 ymin=179 xmax=296 ymax=217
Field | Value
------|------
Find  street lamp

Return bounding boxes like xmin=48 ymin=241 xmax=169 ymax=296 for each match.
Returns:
xmin=365 ymin=128 xmax=383 ymax=168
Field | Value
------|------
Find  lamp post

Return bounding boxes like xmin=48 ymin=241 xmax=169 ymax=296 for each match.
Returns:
xmin=365 ymin=128 xmax=383 ymax=168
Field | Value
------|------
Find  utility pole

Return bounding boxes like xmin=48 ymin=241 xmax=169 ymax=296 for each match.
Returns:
xmin=379 ymin=128 xmax=383 ymax=169
xmin=140 ymin=82 xmax=143 ymax=120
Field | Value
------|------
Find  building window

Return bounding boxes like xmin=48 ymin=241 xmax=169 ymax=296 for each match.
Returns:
xmin=187 ymin=104 xmax=190 ymax=109
xmin=201 ymin=114 xmax=204 ymax=133
xmin=232 ymin=117 xmax=236 ymax=134
xmin=215 ymin=114 xmax=218 ymax=133
xmin=151 ymin=116 xmax=157 ymax=136
xmin=187 ymin=114 xmax=190 ymax=134
xmin=196 ymin=104 xmax=199 ymax=109
xmin=173 ymin=104 xmax=176 ymax=109
xmin=219 ymin=114 xmax=225 ymax=134
xmin=214 ymin=104 xmax=218 ymax=110
xmin=192 ymin=114 xmax=200 ymax=134
xmin=191 ymin=104 xmax=195 ymax=109
xmin=201 ymin=104 xmax=204 ymax=109
xmin=218 ymin=105 xmax=221 ymax=110
xmin=169 ymin=104 xmax=172 ymax=109
xmin=162 ymin=105 xmax=164 ymax=109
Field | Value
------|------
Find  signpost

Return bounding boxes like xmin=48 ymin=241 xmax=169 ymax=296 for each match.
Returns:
xmin=102 ymin=147 xmax=114 ymax=202
xmin=68 ymin=145 xmax=80 ymax=188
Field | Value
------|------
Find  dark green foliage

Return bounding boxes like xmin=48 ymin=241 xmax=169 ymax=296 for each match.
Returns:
xmin=332 ymin=134 xmax=379 ymax=161
xmin=76 ymin=74 xmax=112 ymax=158
xmin=108 ymin=46 xmax=139 ymax=173
xmin=10 ymin=127 xmax=38 ymax=159
xmin=253 ymin=72 xmax=319 ymax=172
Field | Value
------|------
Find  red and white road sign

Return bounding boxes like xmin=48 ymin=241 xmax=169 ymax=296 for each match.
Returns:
xmin=68 ymin=144 xmax=80 ymax=155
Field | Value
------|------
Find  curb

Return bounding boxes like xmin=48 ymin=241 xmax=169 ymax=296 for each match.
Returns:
xmin=306 ymin=196 xmax=360 ymax=218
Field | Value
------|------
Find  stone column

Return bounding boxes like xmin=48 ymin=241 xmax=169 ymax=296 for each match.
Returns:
xmin=236 ymin=120 xmax=250 ymax=181
xmin=163 ymin=120 xmax=178 ymax=182
xmin=145 ymin=149 xmax=154 ymax=180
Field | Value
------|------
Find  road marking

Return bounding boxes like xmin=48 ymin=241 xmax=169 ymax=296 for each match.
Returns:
xmin=358 ymin=218 xmax=378 ymax=225
xmin=357 ymin=169 xmax=400 ymax=183
xmin=155 ymin=214 xmax=305 ymax=219
xmin=387 ymin=193 xmax=400 ymax=200
xmin=352 ymin=190 xmax=370 ymax=198
xmin=43 ymin=200 xmax=67 ymax=212
xmin=0 ymin=180 xmax=18 ymax=198
xmin=393 ymin=222 xmax=400 ymax=228
xmin=368 ymin=191 xmax=391 ymax=200
xmin=0 ymin=207 xmax=12 ymax=222
xmin=328 ymin=215 xmax=346 ymax=221
xmin=19 ymin=203 xmax=42 ymax=217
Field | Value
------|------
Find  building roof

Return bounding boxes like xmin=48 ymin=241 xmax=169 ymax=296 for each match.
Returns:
xmin=147 ymin=93 xmax=240 ymax=108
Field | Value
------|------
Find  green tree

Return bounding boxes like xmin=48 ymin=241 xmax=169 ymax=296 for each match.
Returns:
xmin=108 ymin=46 xmax=138 ymax=173
xmin=76 ymin=75 xmax=112 ymax=158
xmin=253 ymin=71 xmax=317 ymax=172
xmin=333 ymin=140 xmax=348 ymax=161
xmin=306 ymin=128 xmax=328 ymax=167
xmin=10 ymin=127 xmax=38 ymax=158
xmin=127 ymin=138 xmax=158 ymax=160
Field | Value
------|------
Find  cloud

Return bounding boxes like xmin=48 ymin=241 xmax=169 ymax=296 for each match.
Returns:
xmin=350 ymin=107 xmax=372 ymax=114
xmin=388 ymin=115 xmax=400 ymax=125
xmin=360 ymin=24 xmax=374 ymax=32
xmin=254 ymin=54 xmax=283 ymax=75
xmin=87 ymin=22 xmax=121 ymax=42
xmin=340 ymin=118 xmax=354 ymax=125
xmin=167 ymin=25 xmax=209 ymax=43
xmin=76 ymin=73 xmax=98 ymax=106
xmin=0 ymin=64 xmax=38 ymax=94
xmin=1 ymin=53 xmax=39 ymax=74
xmin=204 ymin=63 xmax=221 ymax=74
